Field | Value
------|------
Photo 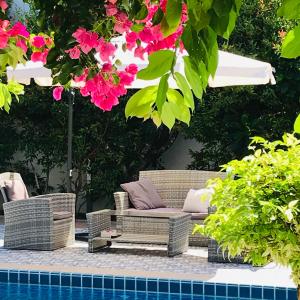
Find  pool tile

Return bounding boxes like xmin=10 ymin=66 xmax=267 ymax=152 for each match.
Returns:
xmin=288 ymin=288 xmax=297 ymax=300
xmin=125 ymin=277 xmax=135 ymax=290
xmin=93 ymin=275 xmax=102 ymax=289
xmin=240 ymin=285 xmax=250 ymax=298
xmin=251 ymin=285 xmax=262 ymax=299
xmin=158 ymin=279 xmax=169 ymax=293
xmin=71 ymin=274 xmax=81 ymax=287
xmin=104 ymin=276 xmax=114 ymax=289
xmin=275 ymin=287 xmax=286 ymax=300
xmin=60 ymin=273 xmax=71 ymax=286
xmin=227 ymin=284 xmax=238 ymax=297
xmin=216 ymin=284 xmax=226 ymax=297
xmin=50 ymin=273 xmax=60 ymax=286
xmin=40 ymin=272 xmax=50 ymax=285
xmin=170 ymin=281 xmax=180 ymax=294
xmin=204 ymin=283 xmax=215 ymax=296
xmin=82 ymin=275 xmax=92 ymax=288
xmin=263 ymin=287 xmax=274 ymax=300
xmin=181 ymin=281 xmax=192 ymax=294
xmin=193 ymin=282 xmax=203 ymax=295
xmin=0 ymin=270 xmax=8 ymax=282
xmin=115 ymin=277 xmax=125 ymax=290
xmin=29 ymin=272 xmax=39 ymax=284
xmin=19 ymin=271 xmax=29 ymax=284
xmin=147 ymin=279 xmax=157 ymax=292
xmin=9 ymin=270 xmax=18 ymax=283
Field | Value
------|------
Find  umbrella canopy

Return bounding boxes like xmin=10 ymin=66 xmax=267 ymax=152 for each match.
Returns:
xmin=7 ymin=49 xmax=276 ymax=88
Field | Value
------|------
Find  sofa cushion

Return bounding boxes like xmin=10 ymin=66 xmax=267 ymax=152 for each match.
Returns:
xmin=4 ymin=180 xmax=29 ymax=201
xmin=121 ymin=178 xmax=165 ymax=210
xmin=53 ymin=211 xmax=72 ymax=220
xmin=182 ymin=188 xmax=214 ymax=213
xmin=125 ymin=208 xmax=207 ymax=220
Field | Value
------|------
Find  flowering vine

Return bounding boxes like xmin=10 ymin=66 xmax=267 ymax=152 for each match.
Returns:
xmin=0 ymin=0 xmax=54 ymax=112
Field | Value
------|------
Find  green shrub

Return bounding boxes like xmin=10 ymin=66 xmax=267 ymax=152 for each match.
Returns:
xmin=197 ymin=131 xmax=300 ymax=291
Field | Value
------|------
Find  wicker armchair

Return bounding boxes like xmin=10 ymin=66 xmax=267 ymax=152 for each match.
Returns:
xmin=114 ymin=170 xmax=226 ymax=247
xmin=1 ymin=172 xmax=76 ymax=251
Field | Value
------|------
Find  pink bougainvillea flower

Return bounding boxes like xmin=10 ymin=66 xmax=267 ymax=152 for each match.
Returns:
xmin=134 ymin=46 xmax=145 ymax=60
xmin=105 ymin=3 xmax=118 ymax=16
xmin=119 ymin=71 xmax=134 ymax=86
xmin=0 ymin=20 xmax=9 ymax=30
xmin=32 ymin=36 xmax=46 ymax=48
xmin=74 ymin=68 xmax=89 ymax=83
xmin=96 ymin=39 xmax=116 ymax=62
xmin=114 ymin=12 xmax=132 ymax=34
xmin=125 ymin=64 xmax=138 ymax=75
xmin=53 ymin=86 xmax=64 ymax=101
xmin=102 ymin=63 xmax=113 ymax=72
xmin=31 ymin=49 xmax=49 ymax=64
xmin=0 ymin=0 xmax=8 ymax=12
xmin=72 ymin=27 xmax=98 ymax=54
xmin=65 ymin=46 xmax=81 ymax=59
xmin=8 ymin=22 xmax=29 ymax=38
xmin=139 ymin=28 xmax=155 ymax=43
xmin=16 ymin=39 xmax=28 ymax=53
xmin=0 ymin=29 xmax=9 ymax=49
xmin=108 ymin=0 xmax=117 ymax=4
xmin=45 ymin=37 xmax=54 ymax=47
xmin=125 ymin=32 xmax=138 ymax=50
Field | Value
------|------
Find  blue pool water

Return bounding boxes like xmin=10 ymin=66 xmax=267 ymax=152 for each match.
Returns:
xmin=0 ymin=282 xmax=260 ymax=300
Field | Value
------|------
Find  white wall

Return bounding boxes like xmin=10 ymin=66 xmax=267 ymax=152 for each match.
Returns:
xmin=161 ymin=135 xmax=201 ymax=169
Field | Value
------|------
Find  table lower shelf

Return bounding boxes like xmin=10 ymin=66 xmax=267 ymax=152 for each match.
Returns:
xmin=94 ymin=233 xmax=169 ymax=245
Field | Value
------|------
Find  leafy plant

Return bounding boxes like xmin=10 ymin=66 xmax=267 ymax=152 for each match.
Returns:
xmin=195 ymin=122 xmax=300 ymax=298
xmin=184 ymin=0 xmax=300 ymax=171
xmin=278 ymin=0 xmax=300 ymax=58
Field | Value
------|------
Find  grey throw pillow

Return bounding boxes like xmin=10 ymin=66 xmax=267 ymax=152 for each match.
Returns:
xmin=121 ymin=178 xmax=165 ymax=210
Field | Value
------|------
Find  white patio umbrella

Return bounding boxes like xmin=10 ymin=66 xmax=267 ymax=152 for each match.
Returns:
xmin=6 ymin=47 xmax=276 ymax=192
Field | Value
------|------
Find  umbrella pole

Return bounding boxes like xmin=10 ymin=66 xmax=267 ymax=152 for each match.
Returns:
xmin=67 ymin=89 xmax=75 ymax=193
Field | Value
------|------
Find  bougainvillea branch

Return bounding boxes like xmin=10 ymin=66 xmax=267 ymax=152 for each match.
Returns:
xmin=0 ymin=0 xmax=54 ymax=112
xmin=20 ymin=0 xmax=243 ymax=129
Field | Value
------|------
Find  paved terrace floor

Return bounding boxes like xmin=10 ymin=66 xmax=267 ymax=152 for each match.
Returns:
xmin=0 ymin=217 xmax=295 ymax=288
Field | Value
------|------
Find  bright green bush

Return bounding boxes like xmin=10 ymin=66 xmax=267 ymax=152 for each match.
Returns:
xmin=196 ymin=131 xmax=300 ymax=290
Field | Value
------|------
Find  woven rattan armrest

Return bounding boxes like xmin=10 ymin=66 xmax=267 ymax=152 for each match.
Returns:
xmin=86 ymin=209 xmax=112 ymax=239
xmin=3 ymin=198 xmax=53 ymax=224
xmin=113 ymin=192 xmax=129 ymax=211
xmin=33 ymin=193 xmax=75 ymax=215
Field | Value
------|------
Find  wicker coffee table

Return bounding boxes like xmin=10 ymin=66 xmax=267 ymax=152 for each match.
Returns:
xmin=86 ymin=209 xmax=191 ymax=257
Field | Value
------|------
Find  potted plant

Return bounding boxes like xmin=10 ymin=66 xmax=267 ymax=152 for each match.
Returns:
xmin=196 ymin=117 xmax=300 ymax=299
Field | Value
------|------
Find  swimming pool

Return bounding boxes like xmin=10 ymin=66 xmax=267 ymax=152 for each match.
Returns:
xmin=0 ymin=269 xmax=296 ymax=300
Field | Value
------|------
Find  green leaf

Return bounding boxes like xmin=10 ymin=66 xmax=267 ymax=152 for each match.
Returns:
xmin=0 ymin=83 xmax=12 ymax=110
xmin=131 ymin=23 xmax=145 ymax=32
xmin=166 ymin=89 xmax=191 ymax=125
xmin=135 ymin=4 xmax=148 ymax=20
xmin=125 ymin=86 xmax=157 ymax=118
xmin=281 ymin=25 xmax=300 ymax=59
xmin=174 ymin=72 xmax=194 ymax=111
xmin=213 ymin=0 xmax=233 ymax=17
xmin=0 ymin=53 xmax=8 ymax=71
xmin=161 ymin=102 xmax=175 ymax=129
xmin=164 ymin=0 xmax=182 ymax=36
xmin=152 ymin=7 xmax=164 ymax=26
xmin=183 ymin=56 xmax=203 ymax=99
xmin=277 ymin=0 xmax=300 ymax=20
xmin=188 ymin=6 xmax=211 ymax=32
xmin=156 ymin=74 xmax=169 ymax=113
xmin=137 ymin=50 xmax=175 ymax=80
xmin=294 ymin=114 xmax=300 ymax=133
xmin=152 ymin=110 xmax=162 ymax=127
xmin=7 ymin=81 xmax=24 ymax=100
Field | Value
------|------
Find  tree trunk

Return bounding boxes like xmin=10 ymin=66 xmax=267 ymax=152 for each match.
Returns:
xmin=297 ymin=285 xmax=300 ymax=300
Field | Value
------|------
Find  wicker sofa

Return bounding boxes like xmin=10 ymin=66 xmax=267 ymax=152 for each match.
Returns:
xmin=1 ymin=172 xmax=75 ymax=251
xmin=114 ymin=170 xmax=226 ymax=246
